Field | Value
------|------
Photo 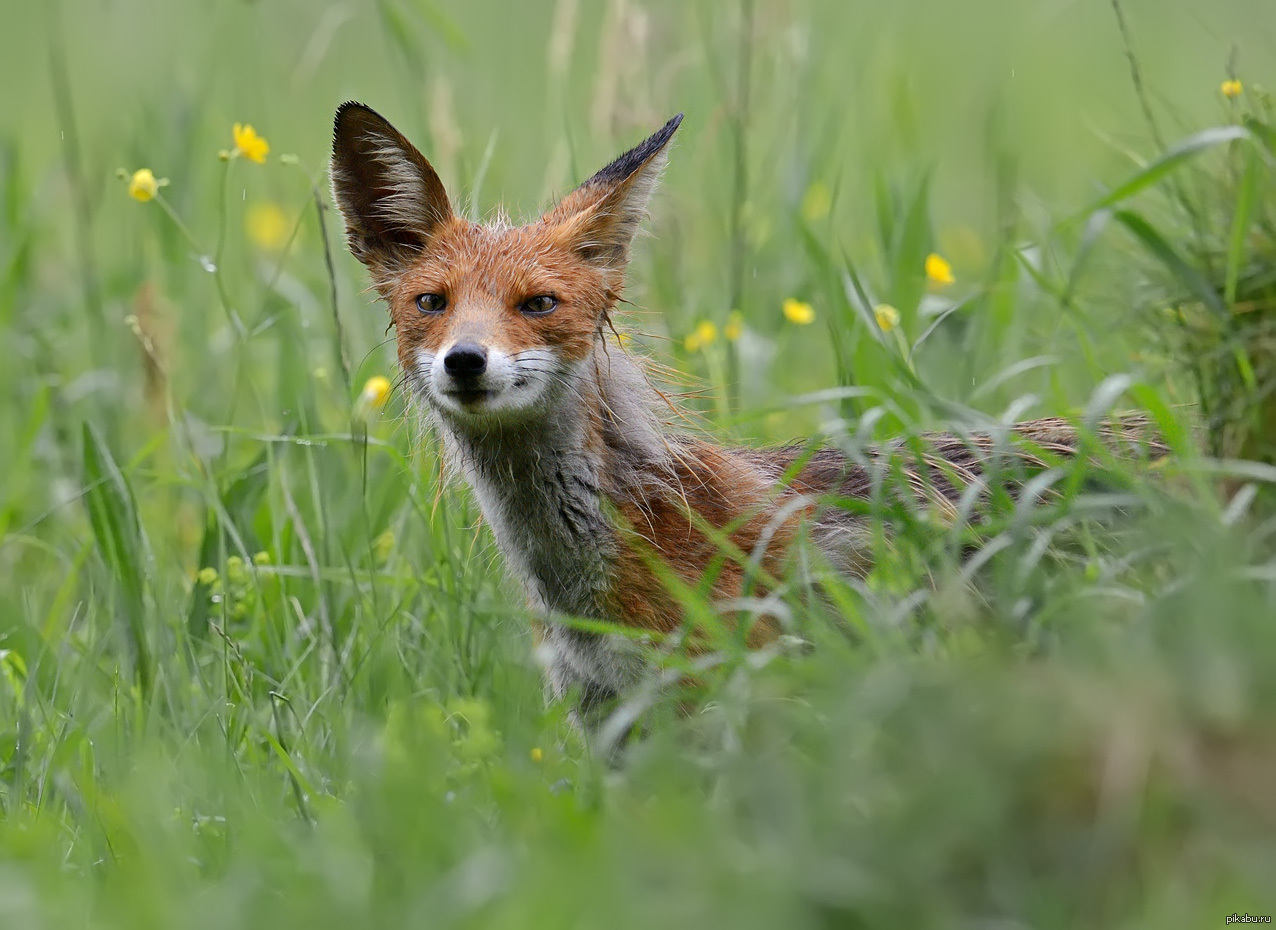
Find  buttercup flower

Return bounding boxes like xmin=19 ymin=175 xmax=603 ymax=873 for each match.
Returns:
xmin=128 ymin=168 xmax=158 ymax=201
xmin=925 ymin=252 xmax=955 ymax=285
xmin=126 ymin=168 xmax=168 ymax=202
xmin=530 ymin=747 xmax=544 ymax=763
xmin=232 ymin=123 xmax=270 ymax=164
xmin=685 ymin=320 xmax=719 ymax=352
xmin=782 ymin=298 xmax=815 ymax=325
xmin=1221 ymin=79 xmax=1243 ymax=99
xmin=874 ymin=303 xmax=900 ymax=333
xmin=724 ymin=309 xmax=744 ymax=342
xmin=361 ymin=375 xmax=392 ymax=408
xmin=246 ymin=202 xmax=290 ymax=251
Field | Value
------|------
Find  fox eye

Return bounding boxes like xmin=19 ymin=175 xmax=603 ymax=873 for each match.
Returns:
xmin=415 ymin=293 xmax=447 ymax=314
xmin=521 ymin=295 xmax=558 ymax=316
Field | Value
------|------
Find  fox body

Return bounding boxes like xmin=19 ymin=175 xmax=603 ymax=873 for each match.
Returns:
xmin=330 ymin=104 xmax=1154 ymax=718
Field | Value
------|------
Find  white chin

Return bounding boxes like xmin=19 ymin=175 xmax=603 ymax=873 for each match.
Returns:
xmin=432 ymin=384 xmax=542 ymax=422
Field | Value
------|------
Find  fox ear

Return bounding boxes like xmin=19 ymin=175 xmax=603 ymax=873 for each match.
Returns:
xmin=330 ymin=102 xmax=454 ymax=271
xmin=546 ymin=113 xmax=683 ymax=269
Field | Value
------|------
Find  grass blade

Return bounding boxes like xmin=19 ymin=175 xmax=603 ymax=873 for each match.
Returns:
xmin=1113 ymin=208 xmax=1224 ymax=316
xmin=1224 ymin=145 xmax=1261 ymax=307
xmin=81 ymin=423 xmax=151 ymax=695
xmin=1071 ymin=125 xmax=1249 ymax=221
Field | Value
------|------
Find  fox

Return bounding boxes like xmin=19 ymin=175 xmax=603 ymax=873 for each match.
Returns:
xmin=330 ymin=103 xmax=1162 ymax=728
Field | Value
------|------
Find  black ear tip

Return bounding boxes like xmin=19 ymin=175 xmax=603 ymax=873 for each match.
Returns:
xmin=584 ymin=112 xmax=687 ymax=188
xmin=333 ymin=101 xmax=389 ymax=143
xmin=638 ymin=112 xmax=683 ymax=156
xmin=334 ymin=100 xmax=369 ymax=125
xmin=656 ymin=112 xmax=684 ymax=144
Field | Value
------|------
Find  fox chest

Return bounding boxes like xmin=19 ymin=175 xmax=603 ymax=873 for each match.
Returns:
xmin=468 ymin=463 xmax=653 ymax=699
xmin=453 ymin=437 xmax=663 ymax=702
xmin=465 ymin=458 xmax=618 ymax=619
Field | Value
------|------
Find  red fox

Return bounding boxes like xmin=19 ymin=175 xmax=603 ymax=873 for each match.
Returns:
xmin=330 ymin=103 xmax=1161 ymax=723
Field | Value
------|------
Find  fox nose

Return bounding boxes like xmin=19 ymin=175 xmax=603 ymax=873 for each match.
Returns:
xmin=443 ymin=343 xmax=487 ymax=377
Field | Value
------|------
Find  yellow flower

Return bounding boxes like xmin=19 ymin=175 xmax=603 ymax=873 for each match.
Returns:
xmin=800 ymin=181 xmax=832 ymax=223
xmin=530 ymin=747 xmax=544 ymax=763
xmin=685 ymin=320 xmax=718 ymax=352
xmin=724 ymin=310 xmax=744 ymax=342
xmin=232 ymin=123 xmax=270 ymax=164
xmin=925 ymin=252 xmax=955 ymax=285
xmin=361 ymin=375 xmax=392 ymax=408
xmin=126 ymin=168 xmax=166 ymax=202
xmin=1221 ymin=79 xmax=1243 ymax=99
xmin=245 ymin=202 xmax=290 ymax=251
xmin=874 ymin=303 xmax=900 ymax=333
xmin=782 ymin=298 xmax=815 ymax=325
xmin=196 ymin=567 xmax=219 ymax=585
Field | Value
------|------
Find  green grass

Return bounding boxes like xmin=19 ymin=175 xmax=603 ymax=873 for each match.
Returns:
xmin=2 ymin=0 xmax=1276 ymax=926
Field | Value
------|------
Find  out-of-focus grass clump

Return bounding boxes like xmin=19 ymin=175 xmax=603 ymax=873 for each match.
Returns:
xmin=1 ymin=1 xmax=1275 ymax=928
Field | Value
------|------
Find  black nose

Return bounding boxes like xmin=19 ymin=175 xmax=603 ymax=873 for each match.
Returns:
xmin=443 ymin=343 xmax=487 ymax=377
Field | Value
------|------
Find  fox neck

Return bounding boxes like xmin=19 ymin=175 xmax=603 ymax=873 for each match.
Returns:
xmin=436 ymin=340 xmax=668 ymax=621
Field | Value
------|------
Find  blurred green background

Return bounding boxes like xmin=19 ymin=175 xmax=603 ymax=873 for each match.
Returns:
xmin=2 ymin=1 xmax=1276 ymax=928
xmin=3 ymin=0 xmax=1271 ymax=428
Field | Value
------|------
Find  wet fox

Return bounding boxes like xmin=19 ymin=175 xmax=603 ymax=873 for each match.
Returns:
xmin=330 ymin=104 xmax=1159 ymax=722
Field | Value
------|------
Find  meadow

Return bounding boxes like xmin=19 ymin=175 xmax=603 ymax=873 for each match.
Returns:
xmin=2 ymin=0 xmax=1276 ymax=926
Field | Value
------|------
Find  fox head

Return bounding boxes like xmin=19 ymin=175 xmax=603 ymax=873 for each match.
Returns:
xmin=331 ymin=103 xmax=682 ymax=429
